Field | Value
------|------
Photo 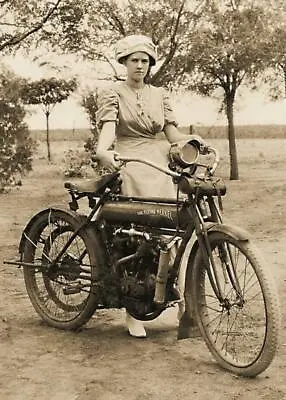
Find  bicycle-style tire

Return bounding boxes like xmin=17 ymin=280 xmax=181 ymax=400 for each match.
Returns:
xmin=190 ymin=231 xmax=280 ymax=377
xmin=22 ymin=209 xmax=101 ymax=330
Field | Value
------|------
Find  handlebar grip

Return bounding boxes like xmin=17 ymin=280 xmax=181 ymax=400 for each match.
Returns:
xmin=207 ymin=147 xmax=220 ymax=175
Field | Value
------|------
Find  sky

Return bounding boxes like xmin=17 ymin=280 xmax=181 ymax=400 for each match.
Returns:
xmin=4 ymin=53 xmax=286 ymax=130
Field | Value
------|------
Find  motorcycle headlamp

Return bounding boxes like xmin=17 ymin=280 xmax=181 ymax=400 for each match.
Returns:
xmin=169 ymin=139 xmax=199 ymax=169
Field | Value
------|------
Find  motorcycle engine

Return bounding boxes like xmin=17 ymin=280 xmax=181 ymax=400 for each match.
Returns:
xmin=111 ymin=228 xmax=162 ymax=319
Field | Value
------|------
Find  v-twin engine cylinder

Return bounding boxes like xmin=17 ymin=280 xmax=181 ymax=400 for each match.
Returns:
xmin=97 ymin=199 xmax=190 ymax=230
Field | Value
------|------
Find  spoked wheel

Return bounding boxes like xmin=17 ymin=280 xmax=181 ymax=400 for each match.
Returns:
xmin=41 ymin=225 xmax=88 ymax=313
xmin=191 ymin=232 xmax=280 ymax=377
xmin=22 ymin=209 xmax=101 ymax=330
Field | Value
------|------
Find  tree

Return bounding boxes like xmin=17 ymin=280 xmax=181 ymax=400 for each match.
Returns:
xmin=18 ymin=0 xmax=280 ymax=180
xmin=42 ymin=0 xmax=210 ymax=159
xmin=273 ymin=29 xmax=286 ymax=98
xmin=264 ymin=26 xmax=286 ymax=100
xmin=0 ymin=0 xmax=63 ymax=53
xmin=0 ymin=2 xmax=66 ymax=187
xmin=28 ymin=0 xmax=209 ymax=86
xmin=0 ymin=67 xmax=35 ymax=191
xmin=21 ymin=77 xmax=77 ymax=161
xmin=249 ymin=0 xmax=286 ymax=100
xmin=182 ymin=2 xmax=273 ymax=179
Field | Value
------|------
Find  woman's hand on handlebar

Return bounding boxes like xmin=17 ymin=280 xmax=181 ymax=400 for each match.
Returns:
xmin=94 ymin=150 xmax=121 ymax=171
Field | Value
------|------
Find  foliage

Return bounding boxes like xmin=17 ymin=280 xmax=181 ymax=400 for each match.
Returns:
xmin=264 ymin=27 xmax=286 ymax=99
xmin=185 ymin=5 xmax=273 ymax=94
xmin=32 ymin=0 xmax=283 ymax=182
xmin=240 ymin=0 xmax=286 ymax=99
xmin=31 ymin=0 xmax=284 ymax=91
xmin=81 ymin=91 xmax=99 ymax=138
xmin=21 ymin=77 xmax=77 ymax=113
xmin=6 ymin=0 xmax=284 ymax=181
xmin=0 ymin=0 xmax=62 ymax=54
xmin=63 ymin=90 xmax=115 ymax=177
xmin=182 ymin=2 xmax=275 ymax=179
xmin=62 ymin=89 xmax=100 ymax=178
xmin=0 ymin=68 xmax=36 ymax=192
xmin=63 ymin=148 xmax=92 ymax=178
xmin=26 ymin=0 xmax=209 ymax=87
xmin=63 ymin=140 xmax=107 ymax=178
xmin=60 ymin=90 xmax=99 ymax=177
xmin=21 ymin=77 xmax=77 ymax=161
xmin=65 ymin=90 xmax=109 ymax=177
xmin=77 ymin=89 xmax=119 ymax=176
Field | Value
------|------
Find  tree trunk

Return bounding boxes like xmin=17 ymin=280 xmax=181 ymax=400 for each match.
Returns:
xmin=45 ymin=111 xmax=51 ymax=162
xmin=226 ymin=94 xmax=239 ymax=180
xmin=284 ymin=66 xmax=286 ymax=98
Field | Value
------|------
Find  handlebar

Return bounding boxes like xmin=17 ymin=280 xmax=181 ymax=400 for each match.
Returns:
xmin=115 ymin=155 xmax=181 ymax=178
xmin=115 ymin=146 xmax=220 ymax=177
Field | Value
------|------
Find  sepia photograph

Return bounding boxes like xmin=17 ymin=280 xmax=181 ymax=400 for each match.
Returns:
xmin=0 ymin=0 xmax=285 ymax=399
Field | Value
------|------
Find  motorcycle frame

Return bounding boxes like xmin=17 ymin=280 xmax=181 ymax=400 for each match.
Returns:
xmin=53 ymin=184 xmax=227 ymax=303
xmin=6 ymin=151 xmax=244 ymax=308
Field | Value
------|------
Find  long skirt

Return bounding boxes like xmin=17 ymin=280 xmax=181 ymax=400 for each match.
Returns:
xmin=115 ymin=135 xmax=176 ymax=198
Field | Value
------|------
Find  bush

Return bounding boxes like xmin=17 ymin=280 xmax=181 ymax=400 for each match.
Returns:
xmin=63 ymin=90 xmax=114 ymax=178
xmin=64 ymin=91 xmax=102 ymax=178
xmin=63 ymin=149 xmax=92 ymax=178
xmin=0 ymin=68 xmax=37 ymax=191
xmin=63 ymin=146 xmax=109 ymax=178
xmin=0 ymin=98 xmax=36 ymax=192
xmin=81 ymin=92 xmax=99 ymax=139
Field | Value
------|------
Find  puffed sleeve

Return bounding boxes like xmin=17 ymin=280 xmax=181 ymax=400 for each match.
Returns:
xmin=163 ymin=90 xmax=178 ymax=127
xmin=96 ymin=87 xmax=119 ymax=130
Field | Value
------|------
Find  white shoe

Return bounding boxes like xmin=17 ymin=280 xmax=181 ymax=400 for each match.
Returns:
xmin=126 ymin=312 xmax=146 ymax=338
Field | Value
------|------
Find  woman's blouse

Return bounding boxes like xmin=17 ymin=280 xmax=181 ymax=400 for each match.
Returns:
xmin=96 ymin=82 xmax=178 ymax=139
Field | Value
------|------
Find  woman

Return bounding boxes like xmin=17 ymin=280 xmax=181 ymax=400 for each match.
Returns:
xmin=95 ymin=34 xmax=199 ymax=338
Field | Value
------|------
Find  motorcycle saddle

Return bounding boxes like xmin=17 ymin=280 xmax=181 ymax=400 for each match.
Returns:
xmin=64 ymin=171 xmax=121 ymax=195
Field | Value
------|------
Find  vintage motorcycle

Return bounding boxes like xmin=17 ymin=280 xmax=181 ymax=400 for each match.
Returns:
xmin=5 ymin=139 xmax=280 ymax=377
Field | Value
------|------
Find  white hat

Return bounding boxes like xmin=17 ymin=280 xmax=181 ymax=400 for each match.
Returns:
xmin=115 ymin=35 xmax=157 ymax=66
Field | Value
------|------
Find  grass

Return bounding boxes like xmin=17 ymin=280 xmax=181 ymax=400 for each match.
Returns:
xmin=30 ymin=124 xmax=286 ymax=142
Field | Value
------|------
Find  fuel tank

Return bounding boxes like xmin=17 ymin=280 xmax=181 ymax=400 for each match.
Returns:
xmin=97 ymin=198 xmax=190 ymax=229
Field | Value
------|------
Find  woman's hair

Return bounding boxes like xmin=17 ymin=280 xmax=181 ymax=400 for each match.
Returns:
xmin=144 ymin=65 xmax=152 ymax=83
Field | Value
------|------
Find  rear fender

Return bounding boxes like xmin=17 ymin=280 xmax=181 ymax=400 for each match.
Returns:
xmin=19 ymin=206 xmax=86 ymax=255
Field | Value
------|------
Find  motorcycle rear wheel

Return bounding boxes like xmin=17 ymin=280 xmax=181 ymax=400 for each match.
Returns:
xmin=191 ymin=232 xmax=280 ymax=377
xmin=22 ymin=209 xmax=100 ymax=330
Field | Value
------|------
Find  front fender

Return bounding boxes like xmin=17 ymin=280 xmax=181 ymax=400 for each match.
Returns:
xmin=19 ymin=206 xmax=86 ymax=255
xmin=184 ymin=222 xmax=250 ymax=285
xmin=206 ymin=222 xmax=250 ymax=241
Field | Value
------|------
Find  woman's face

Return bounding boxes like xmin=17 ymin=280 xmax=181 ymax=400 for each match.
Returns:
xmin=124 ymin=52 xmax=150 ymax=81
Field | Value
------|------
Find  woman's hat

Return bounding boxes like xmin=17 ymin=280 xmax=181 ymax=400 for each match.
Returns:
xmin=115 ymin=35 xmax=157 ymax=66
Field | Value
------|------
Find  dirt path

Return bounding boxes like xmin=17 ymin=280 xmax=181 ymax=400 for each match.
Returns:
xmin=0 ymin=139 xmax=285 ymax=400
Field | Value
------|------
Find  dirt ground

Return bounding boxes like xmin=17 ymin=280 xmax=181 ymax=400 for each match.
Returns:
xmin=0 ymin=138 xmax=286 ymax=400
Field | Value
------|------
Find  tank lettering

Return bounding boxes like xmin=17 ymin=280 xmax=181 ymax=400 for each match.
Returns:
xmin=137 ymin=208 xmax=174 ymax=221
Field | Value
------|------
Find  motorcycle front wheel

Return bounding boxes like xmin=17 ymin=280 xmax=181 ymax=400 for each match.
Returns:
xmin=22 ymin=209 xmax=101 ymax=330
xmin=191 ymin=232 xmax=280 ymax=377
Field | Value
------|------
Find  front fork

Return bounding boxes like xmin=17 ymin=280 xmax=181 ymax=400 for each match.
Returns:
xmin=192 ymin=197 xmax=243 ymax=304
